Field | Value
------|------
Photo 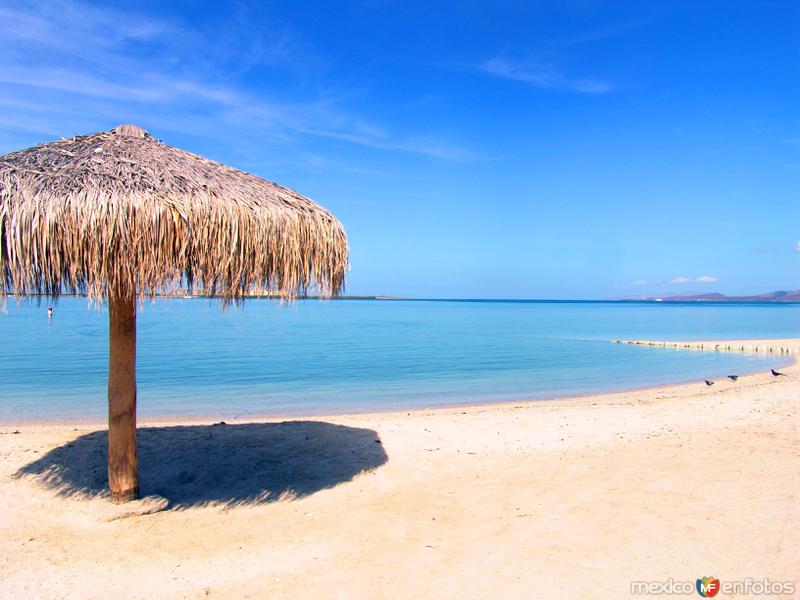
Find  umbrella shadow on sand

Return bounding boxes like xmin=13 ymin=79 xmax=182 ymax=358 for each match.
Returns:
xmin=16 ymin=421 xmax=388 ymax=509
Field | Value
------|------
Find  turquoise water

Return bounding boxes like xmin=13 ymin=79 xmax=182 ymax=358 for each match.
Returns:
xmin=0 ymin=298 xmax=797 ymax=421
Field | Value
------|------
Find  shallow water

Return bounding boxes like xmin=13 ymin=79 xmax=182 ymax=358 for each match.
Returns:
xmin=0 ymin=298 xmax=797 ymax=420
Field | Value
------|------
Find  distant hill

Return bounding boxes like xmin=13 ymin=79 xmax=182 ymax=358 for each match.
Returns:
xmin=634 ymin=290 xmax=800 ymax=303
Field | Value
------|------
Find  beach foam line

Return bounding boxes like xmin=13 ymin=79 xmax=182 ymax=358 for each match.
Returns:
xmin=612 ymin=338 xmax=800 ymax=355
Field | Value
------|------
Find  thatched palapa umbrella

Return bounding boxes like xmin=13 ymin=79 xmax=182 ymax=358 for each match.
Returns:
xmin=0 ymin=124 xmax=348 ymax=503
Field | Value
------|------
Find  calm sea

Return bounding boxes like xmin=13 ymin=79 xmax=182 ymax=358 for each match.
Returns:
xmin=0 ymin=298 xmax=797 ymax=421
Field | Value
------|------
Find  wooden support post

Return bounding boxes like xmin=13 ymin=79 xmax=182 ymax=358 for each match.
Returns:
xmin=108 ymin=292 xmax=139 ymax=503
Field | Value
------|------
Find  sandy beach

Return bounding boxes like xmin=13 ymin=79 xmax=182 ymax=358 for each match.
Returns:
xmin=1 ymin=339 xmax=798 ymax=599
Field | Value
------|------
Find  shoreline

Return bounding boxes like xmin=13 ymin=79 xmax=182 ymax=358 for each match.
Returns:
xmin=2 ymin=337 xmax=797 ymax=427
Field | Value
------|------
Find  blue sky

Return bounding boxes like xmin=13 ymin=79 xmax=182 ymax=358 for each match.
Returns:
xmin=0 ymin=0 xmax=797 ymax=299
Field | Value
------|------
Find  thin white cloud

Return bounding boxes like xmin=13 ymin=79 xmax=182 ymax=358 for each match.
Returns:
xmin=794 ymin=242 xmax=800 ymax=253
xmin=633 ymin=279 xmax=647 ymax=286
xmin=670 ymin=276 xmax=719 ymax=284
xmin=294 ymin=126 xmax=477 ymax=161
xmin=478 ymin=57 xmax=614 ymax=94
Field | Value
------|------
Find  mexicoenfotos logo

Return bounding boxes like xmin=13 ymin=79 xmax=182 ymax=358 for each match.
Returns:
xmin=630 ymin=576 xmax=795 ymax=596
xmin=696 ymin=577 xmax=720 ymax=597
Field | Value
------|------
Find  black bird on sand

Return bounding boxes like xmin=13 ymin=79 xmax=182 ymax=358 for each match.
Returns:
xmin=771 ymin=369 xmax=785 ymax=377
xmin=728 ymin=375 xmax=738 ymax=381
xmin=705 ymin=380 xmax=714 ymax=386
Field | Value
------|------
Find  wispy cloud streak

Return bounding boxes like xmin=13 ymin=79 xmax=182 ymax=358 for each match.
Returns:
xmin=478 ymin=57 xmax=614 ymax=94
xmin=0 ymin=0 xmax=471 ymax=163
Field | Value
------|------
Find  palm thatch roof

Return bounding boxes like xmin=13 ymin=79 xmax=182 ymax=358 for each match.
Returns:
xmin=0 ymin=124 xmax=348 ymax=300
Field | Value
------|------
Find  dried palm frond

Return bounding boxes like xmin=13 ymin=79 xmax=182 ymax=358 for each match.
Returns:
xmin=0 ymin=124 xmax=348 ymax=301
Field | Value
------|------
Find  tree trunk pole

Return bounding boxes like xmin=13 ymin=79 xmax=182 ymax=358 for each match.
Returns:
xmin=108 ymin=292 xmax=139 ymax=503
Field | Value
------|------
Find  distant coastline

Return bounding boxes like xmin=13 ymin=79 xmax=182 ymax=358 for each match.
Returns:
xmin=620 ymin=290 xmax=800 ymax=303
xmin=6 ymin=290 xmax=800 ymax=303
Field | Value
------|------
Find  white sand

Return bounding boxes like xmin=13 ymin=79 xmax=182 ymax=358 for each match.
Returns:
xmin=1 ymin=339 xmax=798 ymax=599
